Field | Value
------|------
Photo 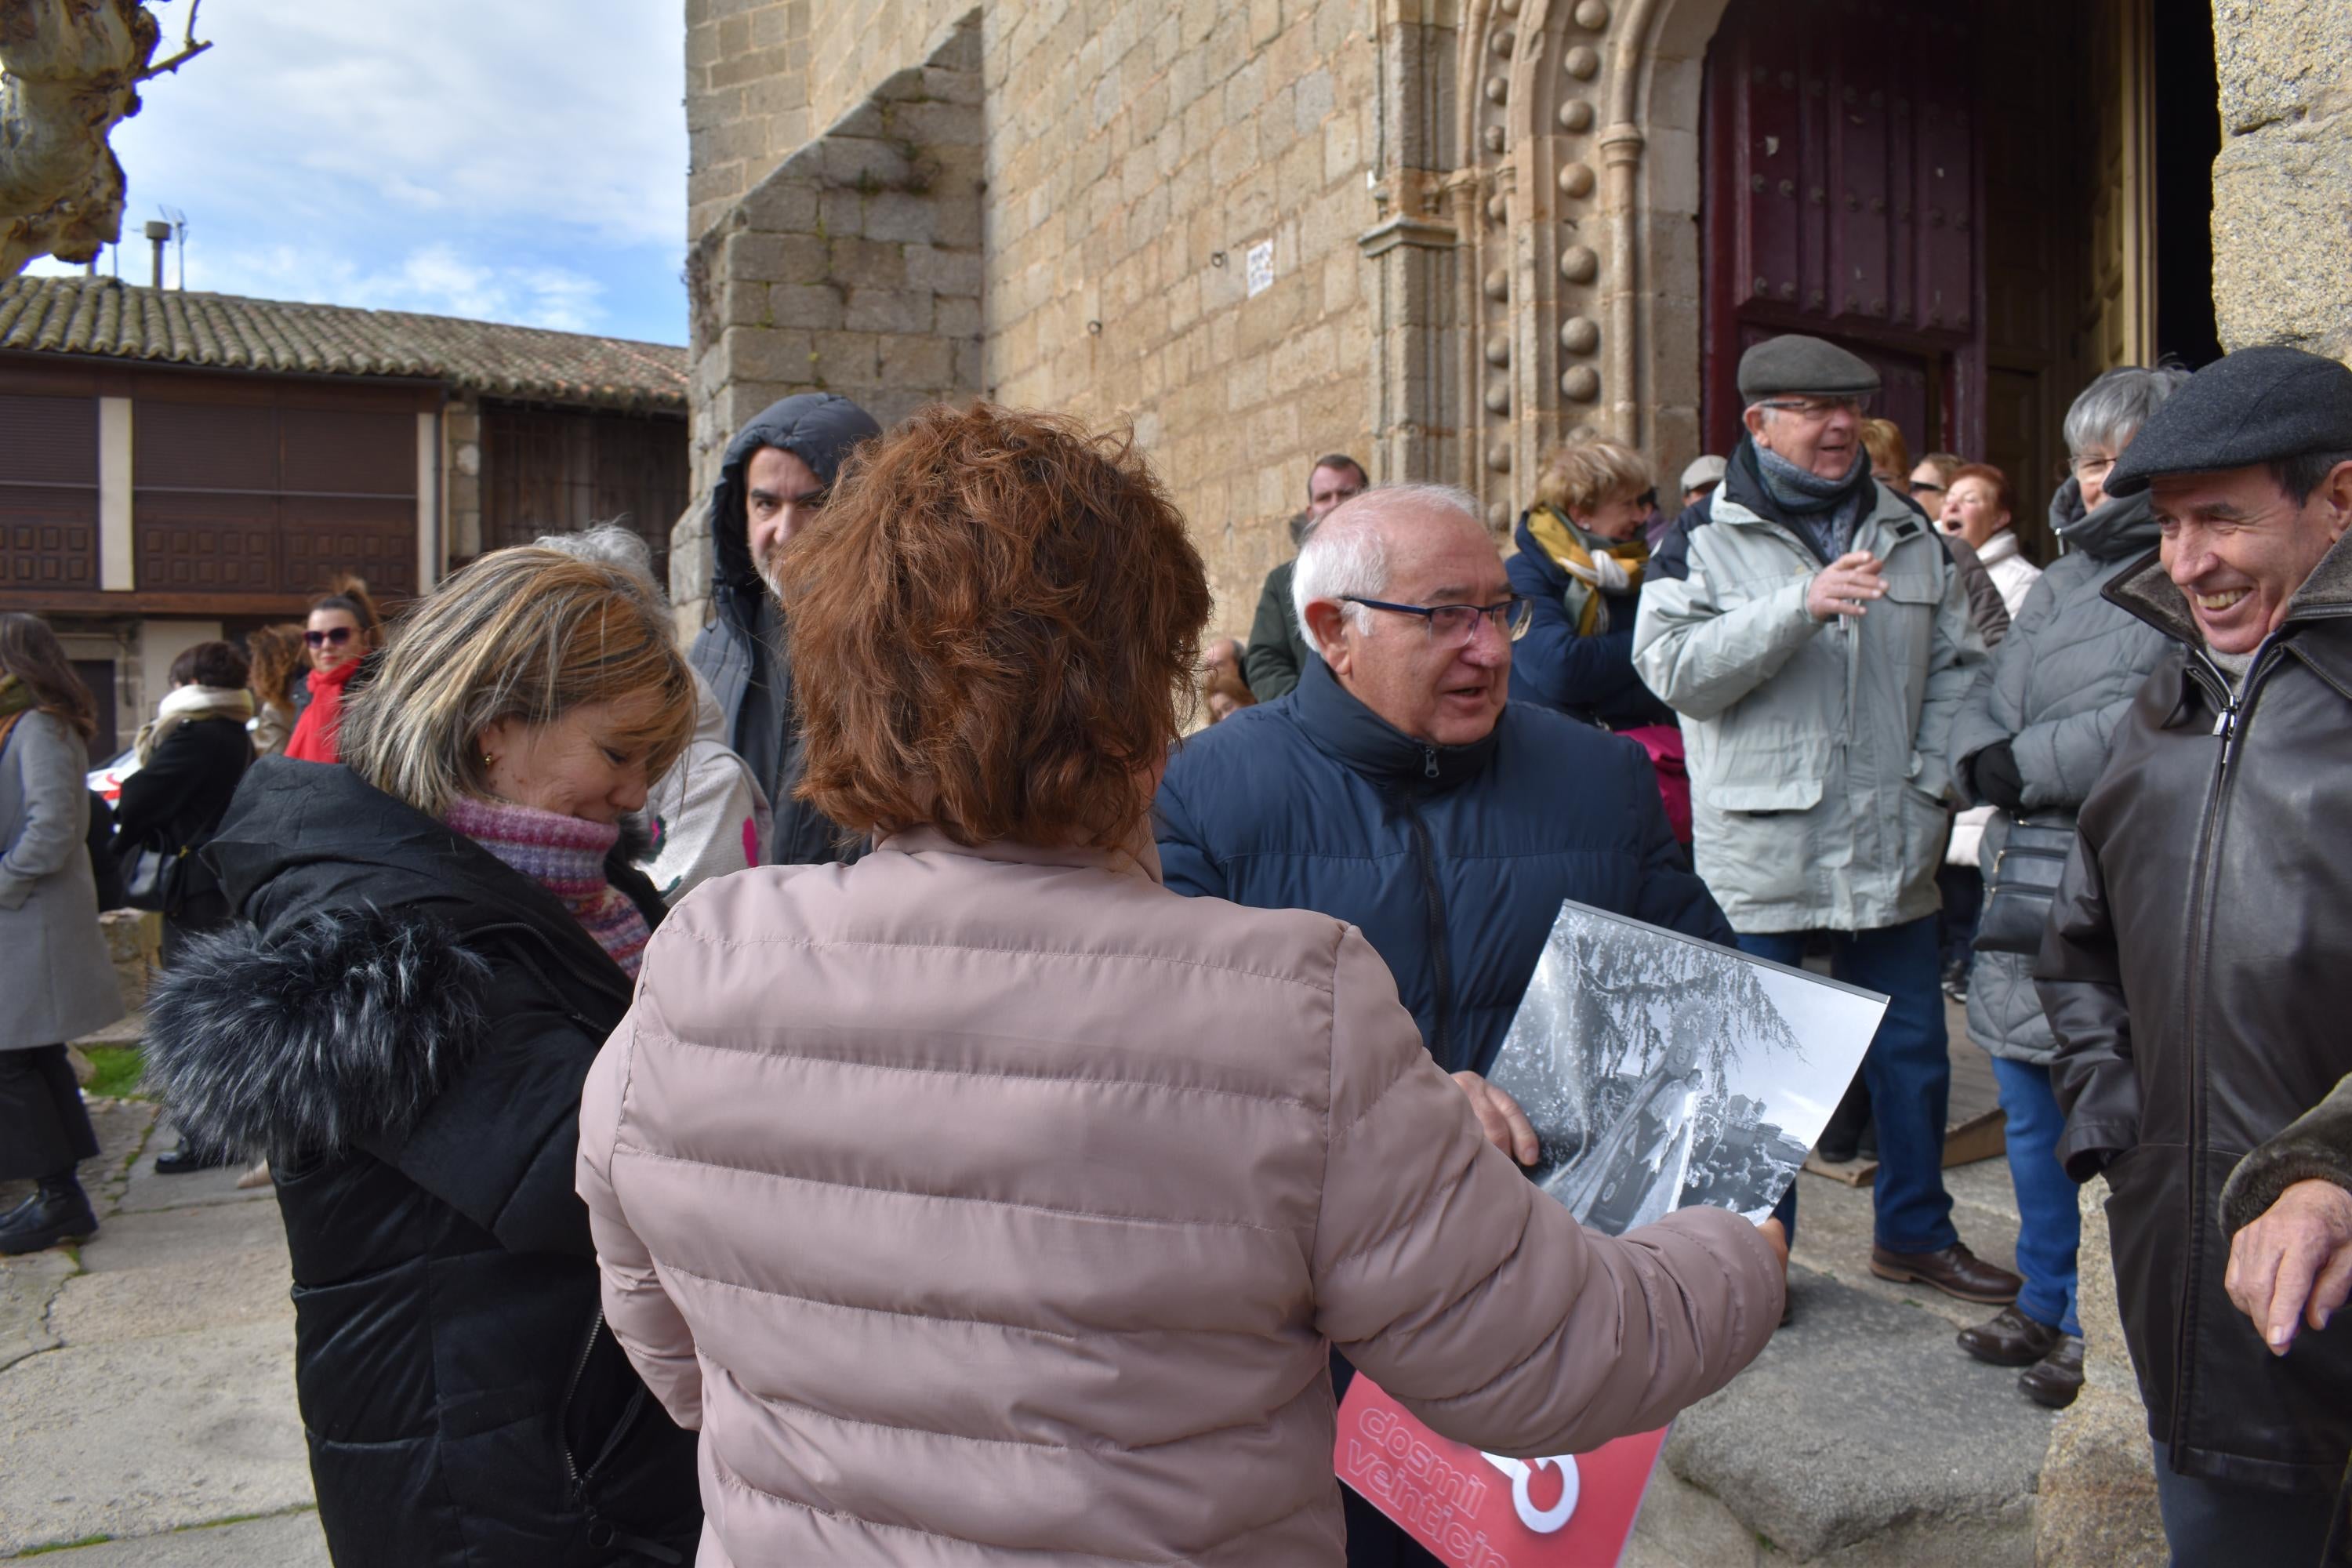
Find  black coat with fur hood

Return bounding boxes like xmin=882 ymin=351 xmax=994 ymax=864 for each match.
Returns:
xmin=143 ymin=759 xmax=701 ymax=1568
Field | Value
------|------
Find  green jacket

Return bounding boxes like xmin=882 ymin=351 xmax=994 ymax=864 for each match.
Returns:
xmin=1244 ymin=557 xmax=1312 ymax=701
xmin=1632 ymin=443 xmax=1986 ymax=934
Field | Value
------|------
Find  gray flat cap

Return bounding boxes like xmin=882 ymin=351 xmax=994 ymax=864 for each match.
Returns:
xmin=1679 ymin=454 xmax=1727 ymax=493
xmin=2105 ymin=344 xmax=2352 ymax=499
xmin=1737 ymin=335 xmax=1882 ymax=402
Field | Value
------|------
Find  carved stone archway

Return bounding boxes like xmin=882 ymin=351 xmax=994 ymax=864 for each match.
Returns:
xmin=1360 ymin=0 xmax=1734 ymax=522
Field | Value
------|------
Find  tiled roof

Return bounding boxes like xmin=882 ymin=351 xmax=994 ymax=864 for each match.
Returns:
xmin=0 ymin=275 xmax=686 ymax=412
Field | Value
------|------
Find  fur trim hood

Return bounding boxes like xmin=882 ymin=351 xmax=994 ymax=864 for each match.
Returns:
xmin=143 ymin=905 xmax=492 ymax=1160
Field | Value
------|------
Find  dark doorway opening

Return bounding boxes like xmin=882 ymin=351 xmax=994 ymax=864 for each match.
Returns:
xmin=2153 ymin=0 xmax=2220 ymax=368
xmin=1700 ymin=0 xmax=2211 ymax=557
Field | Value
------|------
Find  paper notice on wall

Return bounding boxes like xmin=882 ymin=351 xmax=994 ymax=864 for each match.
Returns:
xmin=1246 ymin=239 xmax=1275 ymax=297
xmin=1334 ymin=1376 xmax=1666 ymax=1567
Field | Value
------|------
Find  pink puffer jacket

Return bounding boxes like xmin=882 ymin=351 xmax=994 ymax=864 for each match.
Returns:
xmin=579 ymin=828 xmax=1781 ymax=1566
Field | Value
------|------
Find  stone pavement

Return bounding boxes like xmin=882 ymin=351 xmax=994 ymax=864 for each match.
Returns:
xmin=0 ymin=1102 xmax=322 ymax=1565
xmin=0 ymin=1000 xmax=2081 ymax=1566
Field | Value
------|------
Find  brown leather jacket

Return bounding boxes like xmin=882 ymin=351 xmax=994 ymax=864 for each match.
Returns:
xmin=2039 ymin=535 xmax=2352 ymax=1494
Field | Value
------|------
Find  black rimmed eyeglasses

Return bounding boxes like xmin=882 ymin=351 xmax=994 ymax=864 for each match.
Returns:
xmin=1341 ymin=594 xmax=1534 ymax=645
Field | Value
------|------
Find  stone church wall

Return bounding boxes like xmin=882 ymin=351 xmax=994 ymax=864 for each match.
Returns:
xmin=684 ymin=1 xmax=1385 ymax=643
xmin=2210 ymin=0 xmax=2352 ymax=361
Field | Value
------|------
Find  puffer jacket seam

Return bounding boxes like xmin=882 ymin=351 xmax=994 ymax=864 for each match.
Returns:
xmin=658 ymin=1258 xmax=1080 ymax=1344
xmin=1324 ymin=1051 xmax=1419 ymax=1145
xmin=705 ymin=1446 xmax=1244 ymax=1566
xmin=715 ymin=1381 xmax=1316 ymax=1468
xmin=663 ymin=927 xmax=1338 ymax=996
xmin=636 ymin=1027 xmax=1323 ymax=1115
xmin=610 ymin=1143 xmax=1293 ymax=1236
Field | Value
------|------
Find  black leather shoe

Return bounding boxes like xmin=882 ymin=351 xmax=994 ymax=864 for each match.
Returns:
xmin=1957 ymin=1304 xmax=2063 ymax=1367
xmin=0 ymin=1185 xmax=99 ymax=1255
xmin=2020 ymin=1335 xmax=2085 ymax=1409
xmin=153 ymin=1142 xmax=234 ymax=1175
xmin=1870 ymin=1242 xmax=2023 ymax=1305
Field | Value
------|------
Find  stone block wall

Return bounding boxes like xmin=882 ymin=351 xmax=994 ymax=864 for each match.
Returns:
xmin=982 ymin=0 xmax=1379 ymax=638
xmin=675 ymin=10 xmax=986 ymax=628
xmin=684 ymin=1 xmax=1385 ymax=643
xmin=2211 ymin=0 xmax=2352 ymax=360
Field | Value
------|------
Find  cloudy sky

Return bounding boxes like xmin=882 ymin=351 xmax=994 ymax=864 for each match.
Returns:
xmin=27 ymin=1 xmax=688 ymax=344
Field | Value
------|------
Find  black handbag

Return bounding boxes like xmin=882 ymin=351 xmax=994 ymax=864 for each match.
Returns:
xmin=121 ymin=840 xmax=189 ymax=914
xmin=1973 ymin=818 xmax=2076 ymax=956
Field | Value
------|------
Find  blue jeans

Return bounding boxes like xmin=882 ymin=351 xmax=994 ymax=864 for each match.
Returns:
xmin=1992 ymin=1056 xmax=2080 ymax=1336
xmin=1739 ymin=916 xmax=1958 ymax=1255
xmin=2149 ymin=1443 xmax=2338 ymax=1566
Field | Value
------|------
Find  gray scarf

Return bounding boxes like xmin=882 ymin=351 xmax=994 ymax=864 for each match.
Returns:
xmin=1755 ymin=444 xmax=1871 ymax=563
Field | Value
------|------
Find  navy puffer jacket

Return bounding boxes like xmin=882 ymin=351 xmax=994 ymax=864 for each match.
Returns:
xmin=1154 ymin=655 xmax=1733 ymax=1075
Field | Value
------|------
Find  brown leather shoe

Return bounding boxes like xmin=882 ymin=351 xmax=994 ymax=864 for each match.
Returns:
xmin=1869 ymin=1242 xmax=2023 ymax=1305
xmin=2020 ymin=1335 xmax=2085 ymax=1409
xmin=1957 ymin=1305 xmax=2062 ymax=1367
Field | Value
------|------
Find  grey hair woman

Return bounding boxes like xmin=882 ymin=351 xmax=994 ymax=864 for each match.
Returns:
xmin=141 ymin=547 xmax=704 ymax=1568
xmin=1941 ymin=362 xmax=2191 ymax=1411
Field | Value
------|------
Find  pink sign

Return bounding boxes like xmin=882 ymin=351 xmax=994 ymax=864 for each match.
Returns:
xmin=1334 ymin=1375 xmax=1668 ymax=1568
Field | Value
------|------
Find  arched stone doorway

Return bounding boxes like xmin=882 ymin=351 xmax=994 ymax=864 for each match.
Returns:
xmin=1399 ymin=0 xmax=2216 ymax=545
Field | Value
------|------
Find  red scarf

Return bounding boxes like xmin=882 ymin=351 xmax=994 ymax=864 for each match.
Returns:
xmin=283 ymin=659 xmax=360 ymax=764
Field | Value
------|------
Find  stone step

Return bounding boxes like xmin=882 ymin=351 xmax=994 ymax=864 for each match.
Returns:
xmin=1631 ymin=1264 xmax=2056 ymax=1566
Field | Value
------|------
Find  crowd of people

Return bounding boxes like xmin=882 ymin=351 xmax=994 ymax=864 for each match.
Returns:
xmin=0 ymin=336 xmax=2343 ymax=1566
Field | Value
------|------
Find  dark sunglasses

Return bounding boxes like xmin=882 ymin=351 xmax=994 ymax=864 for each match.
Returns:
xmin=304 ymin=626 xmax=354 ymax=648
xmin=1636 ymin=488 xmax=1659 ymax=511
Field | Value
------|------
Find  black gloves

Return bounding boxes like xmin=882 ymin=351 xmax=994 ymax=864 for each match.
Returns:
xmin=1972 ymin=740 xmax=2027 ymax=813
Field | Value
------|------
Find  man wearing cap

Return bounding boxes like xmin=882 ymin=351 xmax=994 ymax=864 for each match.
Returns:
xmin=2038 ymin=343 xmax=2352 ymax=1560
xmin=690 ymin=391 xmax=882 ymax=864
xmin=1634 ymin=335 xmax=2013 ymax=1305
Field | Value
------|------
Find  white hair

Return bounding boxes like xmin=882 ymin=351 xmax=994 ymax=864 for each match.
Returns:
xmin=1290 ymin=482 xmax=1483 ymax=659
xmin=532 ymin=522 xmax=666 ymax=614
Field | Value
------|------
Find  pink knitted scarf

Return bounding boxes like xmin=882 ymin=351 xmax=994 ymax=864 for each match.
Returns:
xmin=444 ymin=796 xmax=652 ymax=977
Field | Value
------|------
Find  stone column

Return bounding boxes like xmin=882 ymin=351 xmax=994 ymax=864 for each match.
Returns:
xmin=2034 ymin=1178 xmax=2166 ymax=1567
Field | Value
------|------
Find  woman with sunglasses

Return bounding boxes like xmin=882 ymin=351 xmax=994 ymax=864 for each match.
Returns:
xmin=283 ymin=577 xmax=383 ymax=764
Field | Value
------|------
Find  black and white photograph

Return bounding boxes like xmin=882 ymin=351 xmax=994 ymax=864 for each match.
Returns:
xmin=1486 ymin=902 xmax=1889 ymax=1236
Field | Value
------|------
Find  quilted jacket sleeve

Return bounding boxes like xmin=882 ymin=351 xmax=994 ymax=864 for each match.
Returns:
xmin=1311 ymin=927 xmax=1780 ymax=1455
xmin=2036 ymin=831 xmax=2140 ymax=1181
xmin=1910 ymin=547 xmax=1989 ymax=804
xmin=579 ymin=1022 xmax=705 ymax=1432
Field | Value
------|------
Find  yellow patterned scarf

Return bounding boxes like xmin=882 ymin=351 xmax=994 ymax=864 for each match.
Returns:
xmin=1526 ymin=506 xmax=1650 ymax=637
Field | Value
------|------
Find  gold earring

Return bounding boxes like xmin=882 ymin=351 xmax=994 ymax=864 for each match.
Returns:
xmin=481 ymin=753 xmax=495 ymax=768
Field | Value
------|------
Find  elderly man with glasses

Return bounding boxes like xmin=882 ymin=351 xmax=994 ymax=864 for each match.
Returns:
xmin=1635 ymin=334 xmax=2010 ymax=1308
xmin=1156 ymin=481 xmax=1737 ymax=1568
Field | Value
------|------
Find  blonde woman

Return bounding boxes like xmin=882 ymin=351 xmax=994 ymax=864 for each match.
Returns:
xmin=143 ymin=550 xmax=703 ymax=1568
xmin=1508 ymin=437 xmax=1675 ymax=731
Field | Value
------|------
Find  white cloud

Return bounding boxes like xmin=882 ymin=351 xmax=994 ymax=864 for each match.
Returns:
xmin=27 ymin=1 xmax=689 ymax=341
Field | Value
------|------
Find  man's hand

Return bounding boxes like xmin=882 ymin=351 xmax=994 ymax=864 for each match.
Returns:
xmin=2224 ymin=1178 xmax=2352 ymax=1354
xmin=1755 ymin=1215 xmax=1790 ymax=1272
xmin=1453 ymin=1071 xmax=1541 ymax=1166
xmin=1806 ymin=551 xmax=1885 ymax=622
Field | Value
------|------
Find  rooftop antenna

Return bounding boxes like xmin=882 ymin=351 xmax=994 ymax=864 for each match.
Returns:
xmin=158 ymin=207 xmax=188 ymax=289
xmin=142 ymin=220 xmax=171 ymax=289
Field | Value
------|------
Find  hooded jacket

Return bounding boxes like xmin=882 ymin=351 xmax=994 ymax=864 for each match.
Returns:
xmin=1947 ymin=480 xmax=2169 ymax=1065
xmin=1153 ymin=653 xmax=1732 ymax=1076
xmin=578 ymin=827 xmax=1782 ymax=1566
xmin=688 ymin=393 xmax=880 ymax=866
xmin=2038 ymin=531 xmax=2352 ymax=1494
xmin=1633 ymin=437 xmax=1987 ymax=934
xmin=141 ymin=759 xmax=701 ymax=1566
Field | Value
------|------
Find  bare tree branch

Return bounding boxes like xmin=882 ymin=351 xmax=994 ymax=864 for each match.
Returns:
xmin=0 ymin=0 xmax=209 ymax=277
